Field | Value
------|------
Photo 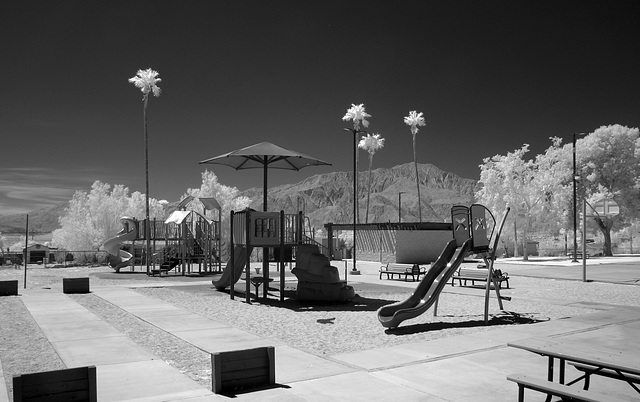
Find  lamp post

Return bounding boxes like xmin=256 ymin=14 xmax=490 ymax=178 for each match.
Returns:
xmin=572 ymin=133 xmax=586 ymax=262
xmin=398 ymin=192 xmax=404 ymax=223
xmin=342 ymin=104 xmax=371 ymax=274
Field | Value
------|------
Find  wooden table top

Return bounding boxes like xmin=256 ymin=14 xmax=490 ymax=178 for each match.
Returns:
xmin=508 ymin=337 xmax=640 ymax=377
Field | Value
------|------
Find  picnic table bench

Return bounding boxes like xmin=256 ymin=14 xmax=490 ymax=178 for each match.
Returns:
xmin=506 ymin=373 xmax=628 ymax=402
xmin=507 ymin=336 xmax=640 ymax=402
xmin=379 ymin=263 xmax=426 ymax=281
xmin=451 ymin=267 xmax=509 ymax=289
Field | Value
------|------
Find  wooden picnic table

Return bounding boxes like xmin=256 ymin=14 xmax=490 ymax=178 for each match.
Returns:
xmin=507 ymin=336 xmax=640 ymax=401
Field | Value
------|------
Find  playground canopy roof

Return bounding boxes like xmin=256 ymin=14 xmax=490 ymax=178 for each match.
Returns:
xmin=164 ymin=210 xmax=212 ymax=225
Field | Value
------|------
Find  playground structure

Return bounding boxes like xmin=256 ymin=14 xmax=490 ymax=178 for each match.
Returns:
xmin=213 ymin=208 xmax=353 ymax=303
xmin=103 ymin=196 xmax=222 ymax=275
xmin=377 ymin=204 xmax=511 ymax=328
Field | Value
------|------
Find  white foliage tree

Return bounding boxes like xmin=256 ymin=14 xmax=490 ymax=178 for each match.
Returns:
xmin=52 ymin=181 xmax=166 ymax=250
xmin=575 ymin=124 xmax=640 ymax=255
xmin=476 ymin=144 xmax=564 ymax=260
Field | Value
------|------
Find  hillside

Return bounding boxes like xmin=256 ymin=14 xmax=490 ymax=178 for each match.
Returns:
xmin=0 ymin=163 xmax=477 ymax=235
xmin=0 ymin=203 xmax=67 ymax=234
xmin=240 ymin=162 xmax=477 ymax=230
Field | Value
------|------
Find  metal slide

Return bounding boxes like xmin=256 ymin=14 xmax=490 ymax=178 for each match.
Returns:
xmin=212 ymin=246 xmax=252 ymax=290
xmin=103 ymin=217 xmax=138 ymax=272
xmin=377 ymin=238 xmax=472 ymax=329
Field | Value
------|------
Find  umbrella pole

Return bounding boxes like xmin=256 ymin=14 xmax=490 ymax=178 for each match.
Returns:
xmin=262 ymin=160 xmax=269 ymax=298
xmin=352 ymin=130 xmax=357 ymax=278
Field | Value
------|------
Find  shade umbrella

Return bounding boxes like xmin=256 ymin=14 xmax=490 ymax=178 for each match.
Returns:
xmin=199 ymin=141 xmax=332 ymax=211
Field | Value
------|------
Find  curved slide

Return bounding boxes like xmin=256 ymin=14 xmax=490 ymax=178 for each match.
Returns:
xmin=377 ymin=238 xmax=472 ymax=328
xmin=212 ymin=246 xmax=252 ymax=290
xmin=103 ymin=217 xmax=138 ymax=272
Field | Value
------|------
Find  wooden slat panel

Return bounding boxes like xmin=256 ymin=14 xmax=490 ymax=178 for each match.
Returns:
xmin=211 ymin=347 xmax=275 ymax=394
xmin=13 ymin=366 xmax=96 ymax=402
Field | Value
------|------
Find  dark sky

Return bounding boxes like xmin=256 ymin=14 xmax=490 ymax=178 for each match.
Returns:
xmin=2 ymin=1 xmax=639 ymax=215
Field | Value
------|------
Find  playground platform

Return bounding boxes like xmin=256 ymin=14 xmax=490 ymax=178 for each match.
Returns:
xmin=2 ymin=257 xmax=640 ymax=401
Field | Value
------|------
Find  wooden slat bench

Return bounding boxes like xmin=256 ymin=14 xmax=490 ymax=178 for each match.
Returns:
xmin=451 ymin=268 xmax=509 ymax=289
xmin=0 ymin=280 xmax=18 ymax=296
xmin=212 ymin=346 xmax=275 ymax=394
xmin=379 ymin=263 xmax=426 ymax=281
xmin=569 ymin=361 xmax=640 ymax=390
xmin=506 ymin=373 xmax=628 ymax=402
xmin=13 ymin=365 xmax=97 ymax=402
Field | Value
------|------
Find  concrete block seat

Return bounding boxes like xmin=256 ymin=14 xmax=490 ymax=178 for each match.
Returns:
xmin=292 ymin=244 xmax=355 ymax=302
xmin=0 ymin=280 xmax=19 ymax=296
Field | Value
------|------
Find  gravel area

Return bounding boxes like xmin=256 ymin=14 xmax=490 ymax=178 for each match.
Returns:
xmin=1 ymin=264 xmax=639 ymax=399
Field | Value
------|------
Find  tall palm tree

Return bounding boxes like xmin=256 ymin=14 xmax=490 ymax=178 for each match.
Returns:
xmin=404 ymin=110 xmax=425 ymax=222
xmin=129 ymin=68 xmax=161 ymax=273
xmin=342 ymin=103 xmax=371 ymax=271
xmin=359 ymin=133 xmax=385 ymax=223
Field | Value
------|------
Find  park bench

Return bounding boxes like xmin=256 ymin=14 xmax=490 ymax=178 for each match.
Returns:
xmin=506 ymin=374 xmax=628 ymax=402
xmin=13 ymin=365 xmax=97 ymax=402
xmin=451 ymin=267 xmax=509 ymax=289
xmin=211 ymin=346 xmax=276 ymax=394
xmin=379 ymin=263 xmax=426 ymax=281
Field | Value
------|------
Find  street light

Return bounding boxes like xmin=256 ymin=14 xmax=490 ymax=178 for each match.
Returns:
xmin=398 ymin=192 xmax=405 ymax=223
xmin=572 ymin=132 xmax=586 ymax=262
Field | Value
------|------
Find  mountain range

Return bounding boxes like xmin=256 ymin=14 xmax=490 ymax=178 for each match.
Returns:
xmin=0 ymin=163 xmax=478 ymax=234
xmin=241 ymin=162 xmax=477 ymax=230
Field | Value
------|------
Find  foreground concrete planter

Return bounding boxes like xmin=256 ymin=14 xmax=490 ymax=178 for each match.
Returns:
xmin=0 ymin=280 xmax=19 ymax=296
xmin=63 ymin=277 xmax=90 ymax=294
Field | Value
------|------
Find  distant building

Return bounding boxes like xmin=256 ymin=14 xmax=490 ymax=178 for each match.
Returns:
xmin=23 ymin=243 xmax=56 ymax=264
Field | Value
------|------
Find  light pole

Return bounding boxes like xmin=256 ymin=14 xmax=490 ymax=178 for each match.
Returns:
xmin=398 ymin=192 xmax=404 ymax=223
xmin=344 ymin=127 xmax=365 ymax=272
xmin=572 ymin=133 xmax=586 ymax=262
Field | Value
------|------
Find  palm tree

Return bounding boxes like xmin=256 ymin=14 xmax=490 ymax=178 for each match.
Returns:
xmin=342 ymin=103 xmax=371 ymax=271
xmin=129 ymin=68 xmax=161 ymax=273
xmin=404 ymin=110 xmax=426 ymax=222
xmin=359 ymin=133 xmax=385 ymax=223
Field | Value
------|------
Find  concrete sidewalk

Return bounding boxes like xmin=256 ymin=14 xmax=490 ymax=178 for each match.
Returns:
xmin=5 ymin=284 xmax=638 ymax=401
xmin=18 ymin=288 xmax=218 ymax=401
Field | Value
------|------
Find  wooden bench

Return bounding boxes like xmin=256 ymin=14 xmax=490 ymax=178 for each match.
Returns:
xmin=569 ymin=361 xmax=640 ymax=390
xmin=13 ymin=365 xmax=97 ymax=402
xmin=379 ymin=263 xmax=426 ymax=281
xmin=63 ymin=277 xmax=90 ymax=294
xmin=451 ymin=268 xmax=509 ymax=289
xmin=212 ymin=346 xmax=275 ymax=394
xmin=0 ymin=280 xmax=18 ymax=296
xmin=507 ymin=373 xmax=628 ymax=402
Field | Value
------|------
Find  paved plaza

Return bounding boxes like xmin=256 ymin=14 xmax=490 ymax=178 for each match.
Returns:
xmin=1 ymin=256 xmax=639 ymax=401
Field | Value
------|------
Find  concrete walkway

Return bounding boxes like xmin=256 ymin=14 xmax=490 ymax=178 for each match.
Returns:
xmin=3 ymin=257 xmax=640 ymax=401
